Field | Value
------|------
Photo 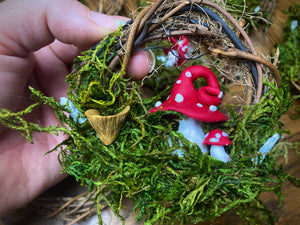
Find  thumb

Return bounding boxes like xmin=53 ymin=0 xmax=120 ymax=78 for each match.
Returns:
xmin=0 ymin=0 xmax=126 ymax=56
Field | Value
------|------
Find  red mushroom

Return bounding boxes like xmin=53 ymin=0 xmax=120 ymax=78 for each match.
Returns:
xmin=164 ymin=35 xmax=189 ymax=66
xmin=203 ymin=129 xmax=232 ymax=162
xmin=150 ymin=65 xmax=227 ymax=123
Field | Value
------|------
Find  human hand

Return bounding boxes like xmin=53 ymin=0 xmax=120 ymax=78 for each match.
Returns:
xmin=0 ymin=0 xmax=154 ymax=217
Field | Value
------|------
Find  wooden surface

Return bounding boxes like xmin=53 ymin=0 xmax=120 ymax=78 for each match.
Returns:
xmin=251 ymin=0 xmax=300 ymax=55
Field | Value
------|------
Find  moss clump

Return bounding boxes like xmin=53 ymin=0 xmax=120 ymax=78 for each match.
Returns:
xmin=1 ymin=29 xmax=300 ymax=225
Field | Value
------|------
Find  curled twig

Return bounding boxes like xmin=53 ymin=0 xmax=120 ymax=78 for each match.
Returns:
xmin=114 ymin=0 xmax=267 ymax=103
xmin=138 ymin=0 xmax=166 ymax=33
xmin=208 ymin=47 xmax=281 ymax=86
xmin=148 ymin=1 xmax=189 ymax=33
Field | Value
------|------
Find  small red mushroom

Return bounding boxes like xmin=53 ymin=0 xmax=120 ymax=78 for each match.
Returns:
xmin=203 ymin=129 xmax=231 ymax=162
xmin=150 ymin=65 xmax=227 ymax=123
xmin=164 ymin=35 xmax=189 ymax=66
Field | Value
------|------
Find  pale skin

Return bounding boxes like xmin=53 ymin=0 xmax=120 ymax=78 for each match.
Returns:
xmin=0 ymin=0 xmax=153 ymax=217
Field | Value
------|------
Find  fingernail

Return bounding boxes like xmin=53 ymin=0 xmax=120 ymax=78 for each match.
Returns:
xmin=89 ymin=11 xmax=127 ymax=30
xmin=145 ymin=49 xmax=156 ymax=73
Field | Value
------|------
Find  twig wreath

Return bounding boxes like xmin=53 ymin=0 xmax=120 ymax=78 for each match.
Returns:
xmin=1 ymin=0 xmax=300 ymax=224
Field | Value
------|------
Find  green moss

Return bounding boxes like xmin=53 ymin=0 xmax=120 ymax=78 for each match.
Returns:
xmin=277 ymin=4 xmax=300 ymax=85
xmin=1 ymin=27 xmax=300 ymax=225
xmin=225 ymin=0 xmax=271 ymax=31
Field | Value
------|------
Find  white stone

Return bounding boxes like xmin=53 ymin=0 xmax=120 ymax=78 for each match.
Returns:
xmin=254 ymin=6 xmax=260 ymax=12
xmin=175 ymin=93 xmax=184 ymax=103
xmin=60 ymin=97 xmax=87 ymax=124
xmin=252 ymin=133 xmax=280 ymax=164
xmin=291 ymin=20 xmax=298 ymax=31
xmin=258 ymin=133 xmax=280 ymax=154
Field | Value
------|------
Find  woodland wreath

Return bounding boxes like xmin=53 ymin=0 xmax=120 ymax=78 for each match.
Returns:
xmin=1 ymin=0 xmax=300 ymax=224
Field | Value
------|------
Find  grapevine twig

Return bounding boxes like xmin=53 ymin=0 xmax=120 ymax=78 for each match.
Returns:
xmin=138 ymin=0 xmax=166 ymax=33
xmin=141 ymin=25 xmax=223 ymax=43
xmin=45 ymin=191 xmax=90 ymax=218
xmin=148 ymin=1 xmax=189 ymax=33
xmin=121 ymin=6 xmax=151 ymax=77
xmin=196 ymin=0 xmax=264 ymax=101
xmin=209 ymin=47 xmax=281 ymax=86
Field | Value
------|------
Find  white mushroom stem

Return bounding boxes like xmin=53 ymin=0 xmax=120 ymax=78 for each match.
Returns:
xmin=177 ymin=116 xmax=208 ymax=153
xmin=210 ymin=145 xmax=230 ymax=162
xmin=165 ymin=50 xmax=178 ymax=67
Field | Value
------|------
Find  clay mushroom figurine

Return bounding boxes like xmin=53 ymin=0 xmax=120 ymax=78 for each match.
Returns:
xmin=150 ymin=65 xmax=227 ymax=154
xmin=150 ymin=65 xmax=226 ymax=122
xmin=163 ymin=35 xmax=189 ymax=67
xmin=171 ymin=115 xmax=209 ymax=155
xmin=203 ymin=129 xmax=232 ymax=162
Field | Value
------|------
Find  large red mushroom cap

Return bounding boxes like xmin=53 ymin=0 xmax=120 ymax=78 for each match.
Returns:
xmin=203 ymin=129 xmax=232 ymax=146
xmin=149 ymin=65 xmax=227 ymax=122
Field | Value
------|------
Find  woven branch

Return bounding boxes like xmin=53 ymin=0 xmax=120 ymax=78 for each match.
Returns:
xmin=107 ymin=0 xmax=280 ymax=105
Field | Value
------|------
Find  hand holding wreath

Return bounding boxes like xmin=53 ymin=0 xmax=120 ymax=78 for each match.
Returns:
xmin=0 ymin=0 xmax=153 ymax=217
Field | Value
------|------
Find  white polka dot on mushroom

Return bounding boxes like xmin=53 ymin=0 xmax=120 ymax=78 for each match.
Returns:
xmin=218 ymin=91 xmax=223 ymax=98
xmin=196 ymin=103 xmax=203 ymax=107
xmin=176 ymin=80 xmax=182 ymax=84
xmin=215 ymin=133 xmax=221 ymax=138
xmin=222 ymin=132 xmax=229 ymax=137
xmin=209 ymin=105 xmax=217 ymax=112
xmin=175 ymin=93 xmax=184 ymax=103
xmin=209 ymin=138 xmax=220 ymax=143
xmin=185 ymin=71 xmax=192 ymax=77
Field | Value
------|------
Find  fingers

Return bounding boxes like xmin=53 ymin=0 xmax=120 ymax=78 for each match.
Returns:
xmin=0 ymin=0 xmax=126 ymax=56
xmin=127 ymin=50 xmax=156 ymax=80
xmin=0 ymin=0 xmax=128 ymax=109
xmin=0 ymin=0 xmax=155 ymax=108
